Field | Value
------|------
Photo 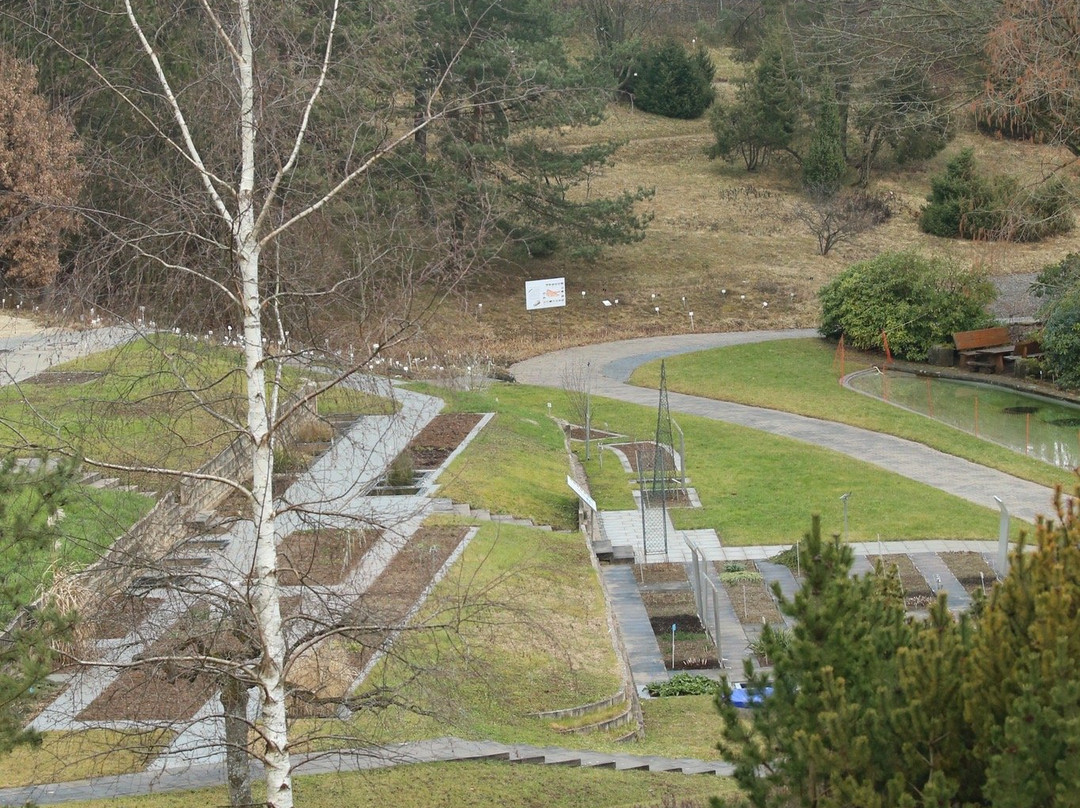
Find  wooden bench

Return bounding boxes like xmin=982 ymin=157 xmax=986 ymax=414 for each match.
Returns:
xmin=953 ymin=327 xmax=1015 ymax=373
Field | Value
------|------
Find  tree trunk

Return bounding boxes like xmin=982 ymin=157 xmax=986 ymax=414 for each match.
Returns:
xmin=237 ymin=2 xmax=292 ymax=805
xmin=221 ymin=675 xmax=253 ymax=808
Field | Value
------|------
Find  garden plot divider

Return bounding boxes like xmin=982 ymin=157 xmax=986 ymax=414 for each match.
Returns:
xmin=685 ymin=538 xmax=725 ymax=667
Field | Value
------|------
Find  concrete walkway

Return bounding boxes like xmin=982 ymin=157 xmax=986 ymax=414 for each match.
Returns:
xmin=510 ymin=330 xmax=1057 ymax=524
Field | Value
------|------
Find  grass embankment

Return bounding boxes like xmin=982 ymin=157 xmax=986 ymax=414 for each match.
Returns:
xmin=0 ymin=484 xmax=154 ymax=622
xmin=0 ymin=729 xmax=173 ymax=788
xmin=417 ymin=97 xmax=1076 ymax=364
xmin=629 ymin=338 xmax=1076 ymax=492
xmin=324 ymin=519 xmax=623 ymax=749
xmin=61 ymin=761 xmax=736 ymax=808
xmin=0 ymin=334 xmax=389 ymax=490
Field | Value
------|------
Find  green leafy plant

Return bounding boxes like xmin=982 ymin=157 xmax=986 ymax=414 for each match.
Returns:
xmin=1040 ymin=286 xmax=1080 ymax=388
xmin=386 ymin=452 xmax=416 ymax=488
xmin=646 ymin=673 xmax=722 ymax=697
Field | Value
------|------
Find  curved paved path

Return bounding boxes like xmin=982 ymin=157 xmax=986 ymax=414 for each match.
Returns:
xmin=511 ymin=330 xmax=1056 ymax=524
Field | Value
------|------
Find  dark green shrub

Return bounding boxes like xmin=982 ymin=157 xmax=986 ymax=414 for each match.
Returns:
xmin=818 ymin=251 xmax=995 ymax=361
xmin=920 ymin=148 xmax=1074 ymax=241
xmin=1031 ymin=252 xmax=1080 ymax=308
xmin=1040 ymin=288 xmax=1080 ymax=389
xmin=645 ymin=672 xmax=721 ymax=697
xmin=630 ymin=41 xmax=715 ymax=120
xmin=803 ymin=87 xmax=846 ymax=195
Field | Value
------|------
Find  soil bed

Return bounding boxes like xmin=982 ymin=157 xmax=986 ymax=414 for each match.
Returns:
xmin=567 ymin=425 xmax=622 ymax=441
xmin=716 ymin=561 xmax=784 ymax=627
xmin=614 ymin=441 xmax=677 ymax=474
xmin=77 ymin=617 xmax=221 ymax=723
xmin=287 ymin=524 xmax=470 ymax=716
xmin=82 ymin=596 xmax=163 ymax=642
xmin=406 ymin=413 xmax=483 ymax=468
xmin=869 ymin=554 xmax=934 ymax=610
xmin=940 ymin=551 xmax=997 ymax=596
xmin=634 ymin=562 xmax=689 ymax=586
xmin=640 ymin=589 xmax=717 ymax=670
xmin=277 ymin=527 xmax=379 ymax=587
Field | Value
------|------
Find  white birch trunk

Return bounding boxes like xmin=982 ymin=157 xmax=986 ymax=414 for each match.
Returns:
xmin=236 ymin=1 xmax=292 ymax=805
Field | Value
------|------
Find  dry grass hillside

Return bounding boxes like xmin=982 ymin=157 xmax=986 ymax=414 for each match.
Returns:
xmin=414 ymin=52 xmax=1080 ymax=365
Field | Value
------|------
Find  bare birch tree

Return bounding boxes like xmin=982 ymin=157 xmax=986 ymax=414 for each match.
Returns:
xmin=2 ymin=2 xmax=567 ymax=806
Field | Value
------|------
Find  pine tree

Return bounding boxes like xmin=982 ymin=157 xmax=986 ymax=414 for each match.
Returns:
xmin=965 ymin=490 xmax=1080 ymax=807
xmin=0 ymin=455 xmax=76 ymax=753
xmin=802 ymin=84 xmax=846 ymax=196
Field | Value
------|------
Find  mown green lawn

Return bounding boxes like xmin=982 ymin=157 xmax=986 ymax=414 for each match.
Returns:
xmin=424 ymin=382 xmax=1023 ymax=543
xmin=630 ymin=338 xmax=1075 ymax=491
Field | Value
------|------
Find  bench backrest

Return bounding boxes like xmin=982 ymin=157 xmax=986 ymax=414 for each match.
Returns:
xmin=953 ymin=327 xmax=1010 ymax=351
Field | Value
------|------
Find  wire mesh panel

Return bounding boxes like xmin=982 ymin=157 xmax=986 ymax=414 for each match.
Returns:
xmin=685 ymin=539 xmax=724 ymax=666
xmin=638 ymin=448 xmax=668 ymax=558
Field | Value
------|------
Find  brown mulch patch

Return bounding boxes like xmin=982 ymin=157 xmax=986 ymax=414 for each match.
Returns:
xmin=567 ymin=425 xmax=622 ymax=441
xmin=286 ymin=524 xmax=470 ymax=716
xmin=23 ymin=370 xmax=103 ymax=386
xmin=640 ymin=589 xmax=718 ymax=670
xmin=406 ymin=413 xmax=483 ymax=468
xmin=614 ymin=441 xmax=677 ymax=474
xmin=634 ymin=562 xmax=689 ymax=586
xmin=940 ymin=551 xmax=997 ymax=596
xmin=639 ymin=487 xmax=691 ymax=507
xmin=716 ymin=561 xmax=784 ymax=627
xmin=83 ymin=596 xmax=163 ymax=641
xmin=869 ymin=554 xmax=935 ymax=610
xmin=77 ymin=616 xmax=222 ymax=723
xmin=277 ymin=527 xmax=379 ymax=587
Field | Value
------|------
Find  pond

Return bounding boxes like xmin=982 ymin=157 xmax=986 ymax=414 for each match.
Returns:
xmin=846 ymin=369 xmax=1080 ymax=470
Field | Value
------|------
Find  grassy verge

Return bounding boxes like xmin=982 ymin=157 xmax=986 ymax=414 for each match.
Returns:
xmin=629 ymin=338 xmax=1076 ymax=491
xmin=1 ymin=484 xmax=154 ymax=622
xmin=413 ymin=380 xmax=1022 ymax=543
xmin=304 ymin=519 xmax=623 ymax=750
xmin=62 ymin=761 xmax=736 ymax=808
xmin=0 ymin=335 xmax=387 ymax=487
xmin=411 ymin=384 xmax=580 ymax=530
xmin=0 ymin=728 xmax=173 ymax=787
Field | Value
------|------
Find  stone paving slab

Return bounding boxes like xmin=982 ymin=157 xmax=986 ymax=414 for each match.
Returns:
xmin=601 ymin=566 xmax=669 ymax=686
xmin=909 ymin=552 xmax=971 ymax=613
xmin=756 ymin=561 xmax=798 ymax=629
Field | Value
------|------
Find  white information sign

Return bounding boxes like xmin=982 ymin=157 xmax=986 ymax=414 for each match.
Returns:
xmin=566 ymin=475 xmax=597 ymax=513
xmin=525 ymin=277 xmax=566 ymax=311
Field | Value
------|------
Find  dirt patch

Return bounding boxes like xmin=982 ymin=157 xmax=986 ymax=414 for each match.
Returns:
xmin=77 ymin=615 xmax=222 ymax=723
xmin=82 ymin=596 xmax=163 ymax=642
xmin=406 ymin=413 xmax=483 ymax=468
xmin=277 ymin=527 xmax=379 ymax=587
xmin=634 ymin=562 xmax=688 ymax=586
xmin=286 ymin=524 xmax=470 ymax=716
xmin=567 ymin=425 xmax=622 ymax=441
xmin=639 ymin=487 xmax=692 ymax=507
xmin=716 ymin=561 xmax=784 ymax=627
xmin=613 ymin=441 xmax=678 ymax=473
xmin=640 ymin=589 xmax=718 ymax=670
xmin=940 ymin=551 xmax=997 ymax=596
xmin=22 ymin=370 xmax=103 ymax=386
xmin=869 ymin=554 xmax=934 ymax=610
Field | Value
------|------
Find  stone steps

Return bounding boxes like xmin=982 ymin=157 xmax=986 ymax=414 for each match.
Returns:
xmin=430 ymin=498 xmax=555 ymax=531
